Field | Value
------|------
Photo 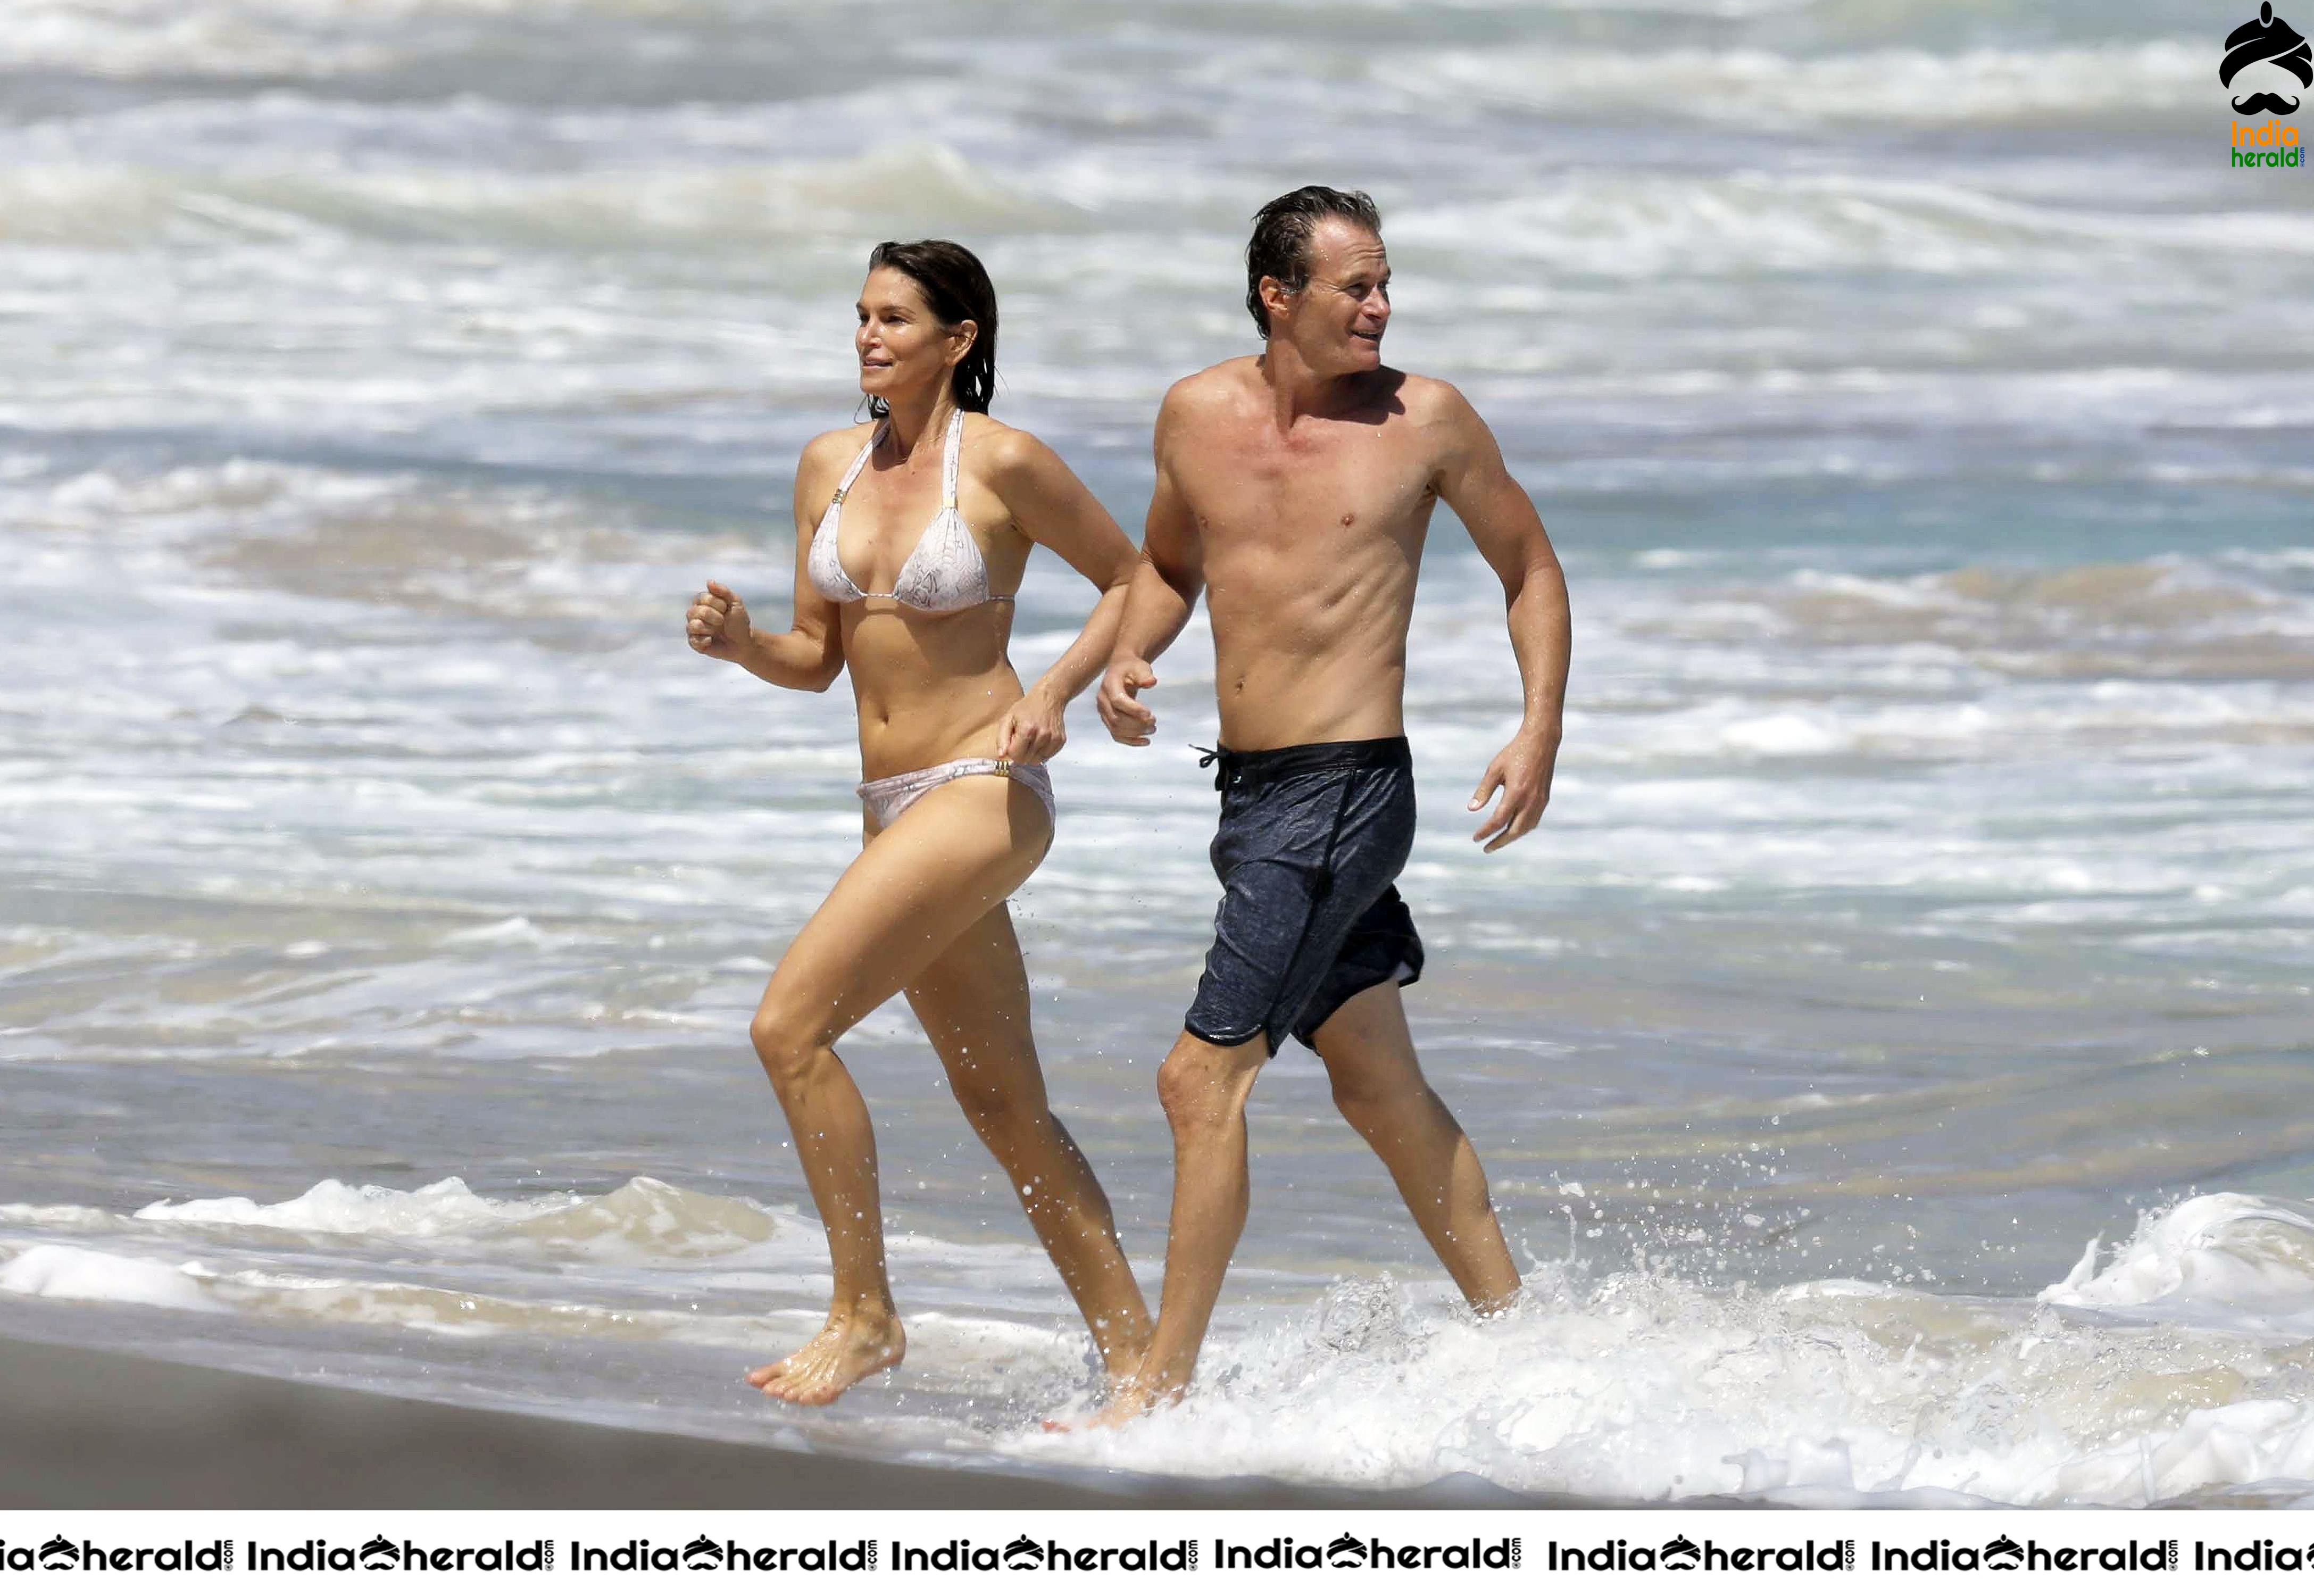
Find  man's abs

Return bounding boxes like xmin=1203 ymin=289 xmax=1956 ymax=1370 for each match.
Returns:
xmin=1205 ymin=576 xmax=1412 ymax=751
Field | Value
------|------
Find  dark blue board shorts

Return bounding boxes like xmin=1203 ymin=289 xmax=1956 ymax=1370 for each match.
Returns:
xmin=1183 ymin=736 xmax=1425 ymax=1057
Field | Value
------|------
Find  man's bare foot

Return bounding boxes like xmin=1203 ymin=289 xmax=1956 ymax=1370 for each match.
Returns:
xmin=746 ymin=1316 xmax=905 ymax=1406
xmin=1474 ymin=1290 xmax=1522 ymax=1318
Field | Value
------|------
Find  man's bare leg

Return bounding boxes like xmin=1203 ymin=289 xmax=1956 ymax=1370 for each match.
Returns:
xmin=1310 ymin=981 xmax=1520 ymax=1311
xmin=1088 ymin=1028 xmax=1268 ymax=1421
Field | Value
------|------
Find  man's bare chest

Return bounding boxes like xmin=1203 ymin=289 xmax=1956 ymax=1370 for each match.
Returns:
xmin=1176 ymin=424 xmax=1437 ymax=550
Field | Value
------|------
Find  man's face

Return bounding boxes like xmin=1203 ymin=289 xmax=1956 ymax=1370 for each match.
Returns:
xmin=1273 ymin=218 xmax=1391 ymax=376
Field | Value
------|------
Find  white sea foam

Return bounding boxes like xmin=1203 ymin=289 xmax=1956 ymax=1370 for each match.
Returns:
xmin=1024 ymin=1202 xmax=2314 ymax=1504
xmin=0 ymin=142 xmax=1071 ymax=251
xmin=1376 ymin=40 xmax=2208 ymax=128
xmin=0 ymin=1203 xmax=120 ymax=1233
xmin=9 ymin=3 xmax=397 ymax=78
xmin=1395 ymin=174 xmax=2314 ymax=281
xmin=2042 ymin=1194 xmax=2314 ymax=1335
xmin=137 ymin=1177 xmax=569 ymax=1237
xmin=134 ymin=1177 xmax=787 ymax=1259
xmin=1718 ymin=712 xmax=1843 ymax=757
xmin=0 ymin=1245 xmax=223 ymax=1314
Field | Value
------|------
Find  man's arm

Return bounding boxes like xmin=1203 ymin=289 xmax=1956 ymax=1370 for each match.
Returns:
xmin=1432 ymin=384 xmax=1569 ymax=852
xmin=1097 ymin=391 xmax=1206 ymax=746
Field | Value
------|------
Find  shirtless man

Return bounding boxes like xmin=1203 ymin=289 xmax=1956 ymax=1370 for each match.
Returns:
xmin=1091 ymin=186 xmax=1571 ymax=1420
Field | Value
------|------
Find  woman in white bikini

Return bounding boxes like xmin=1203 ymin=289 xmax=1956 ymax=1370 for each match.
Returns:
xmin=685 ymin=240 xmax=1150 ymax=1404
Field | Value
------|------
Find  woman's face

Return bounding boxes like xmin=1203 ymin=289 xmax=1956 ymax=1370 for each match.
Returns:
xmin=855 ymin=267 xmax=972 ymax=409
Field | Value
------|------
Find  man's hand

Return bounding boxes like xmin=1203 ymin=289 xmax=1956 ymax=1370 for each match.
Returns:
xmin=687 ymin=579 xmax=754 ymax=663
xmin=1468 ymin=730 xmax=1558 ymax=852
xmin=997 ymin=685 xmax=1069 ymax=764
xmin=1097 ymin=656 xmax=1159 ymax=745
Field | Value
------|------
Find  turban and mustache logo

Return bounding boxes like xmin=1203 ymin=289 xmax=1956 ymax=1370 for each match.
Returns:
xmin=2222 ymin=3 xmax=2311 ymax=114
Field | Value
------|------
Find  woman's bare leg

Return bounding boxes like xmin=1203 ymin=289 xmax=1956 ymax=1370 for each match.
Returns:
xmin=744 ymin=775 xmax=1051 ymax=1404
xmin=904 ymin=904 xmax=1153 ymax=1377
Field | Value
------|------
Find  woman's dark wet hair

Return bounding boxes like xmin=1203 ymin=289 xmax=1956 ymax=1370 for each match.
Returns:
xmin=864 ymin=239 xmax=997 ymax=415
xmin=1245 ymin=186 xmax=1383 ymax=337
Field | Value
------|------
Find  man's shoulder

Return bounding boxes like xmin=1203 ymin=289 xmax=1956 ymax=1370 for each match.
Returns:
xmin=1160 ymin=357 xmax=1261 ymax=417
xmin=1382 ymin=369 xmax=1476 ymax=425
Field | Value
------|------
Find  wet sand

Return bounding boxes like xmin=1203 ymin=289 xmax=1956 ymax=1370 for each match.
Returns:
xmin=0 ymin=1333 xmax=1556 ymax=1510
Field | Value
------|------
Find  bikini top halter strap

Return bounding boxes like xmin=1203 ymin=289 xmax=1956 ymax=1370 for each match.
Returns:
xmin=827 ymin=409 xmax=962 ymax=509
xmin=825 ymin=422 xmax=881 ymax=509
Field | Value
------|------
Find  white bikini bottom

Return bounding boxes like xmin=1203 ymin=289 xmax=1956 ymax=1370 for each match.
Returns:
xmin=856 ymin=757 xmax=1055 ymax=831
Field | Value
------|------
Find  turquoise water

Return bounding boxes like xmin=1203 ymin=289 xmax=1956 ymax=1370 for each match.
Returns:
xmin=2 ymin=0 xmax=2311 ymax=1504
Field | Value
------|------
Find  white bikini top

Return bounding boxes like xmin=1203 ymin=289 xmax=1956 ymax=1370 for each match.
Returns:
xmin=806 ymin=411 xmax=1012 ymax=612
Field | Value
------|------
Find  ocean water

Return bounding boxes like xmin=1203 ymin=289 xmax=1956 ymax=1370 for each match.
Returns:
xmin=3 ymin=0 xmax=2311 ymax=1508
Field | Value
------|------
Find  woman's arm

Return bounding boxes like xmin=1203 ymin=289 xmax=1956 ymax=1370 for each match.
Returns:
xmin=983 ymin=428 xmax=1139 ymax=763
xmin=684 ymin=438 xmax=848 ymax=692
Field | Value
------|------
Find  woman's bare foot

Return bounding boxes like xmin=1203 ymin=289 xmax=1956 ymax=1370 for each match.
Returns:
xmin=1044 ymin=1366 xmax=1180 ymax=1432
xmin=1097 ymin=1325 xmax=1154 ymax=1384
xmin=1082 ymin=1379 xmax=1159 ymax=1429
xmin=746 ymin=1315 xmax=905 ymax=1405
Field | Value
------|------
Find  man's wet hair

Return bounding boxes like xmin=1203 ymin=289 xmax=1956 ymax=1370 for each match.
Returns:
xmin=1244 ymin=186 xmax=1382 ymax=337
